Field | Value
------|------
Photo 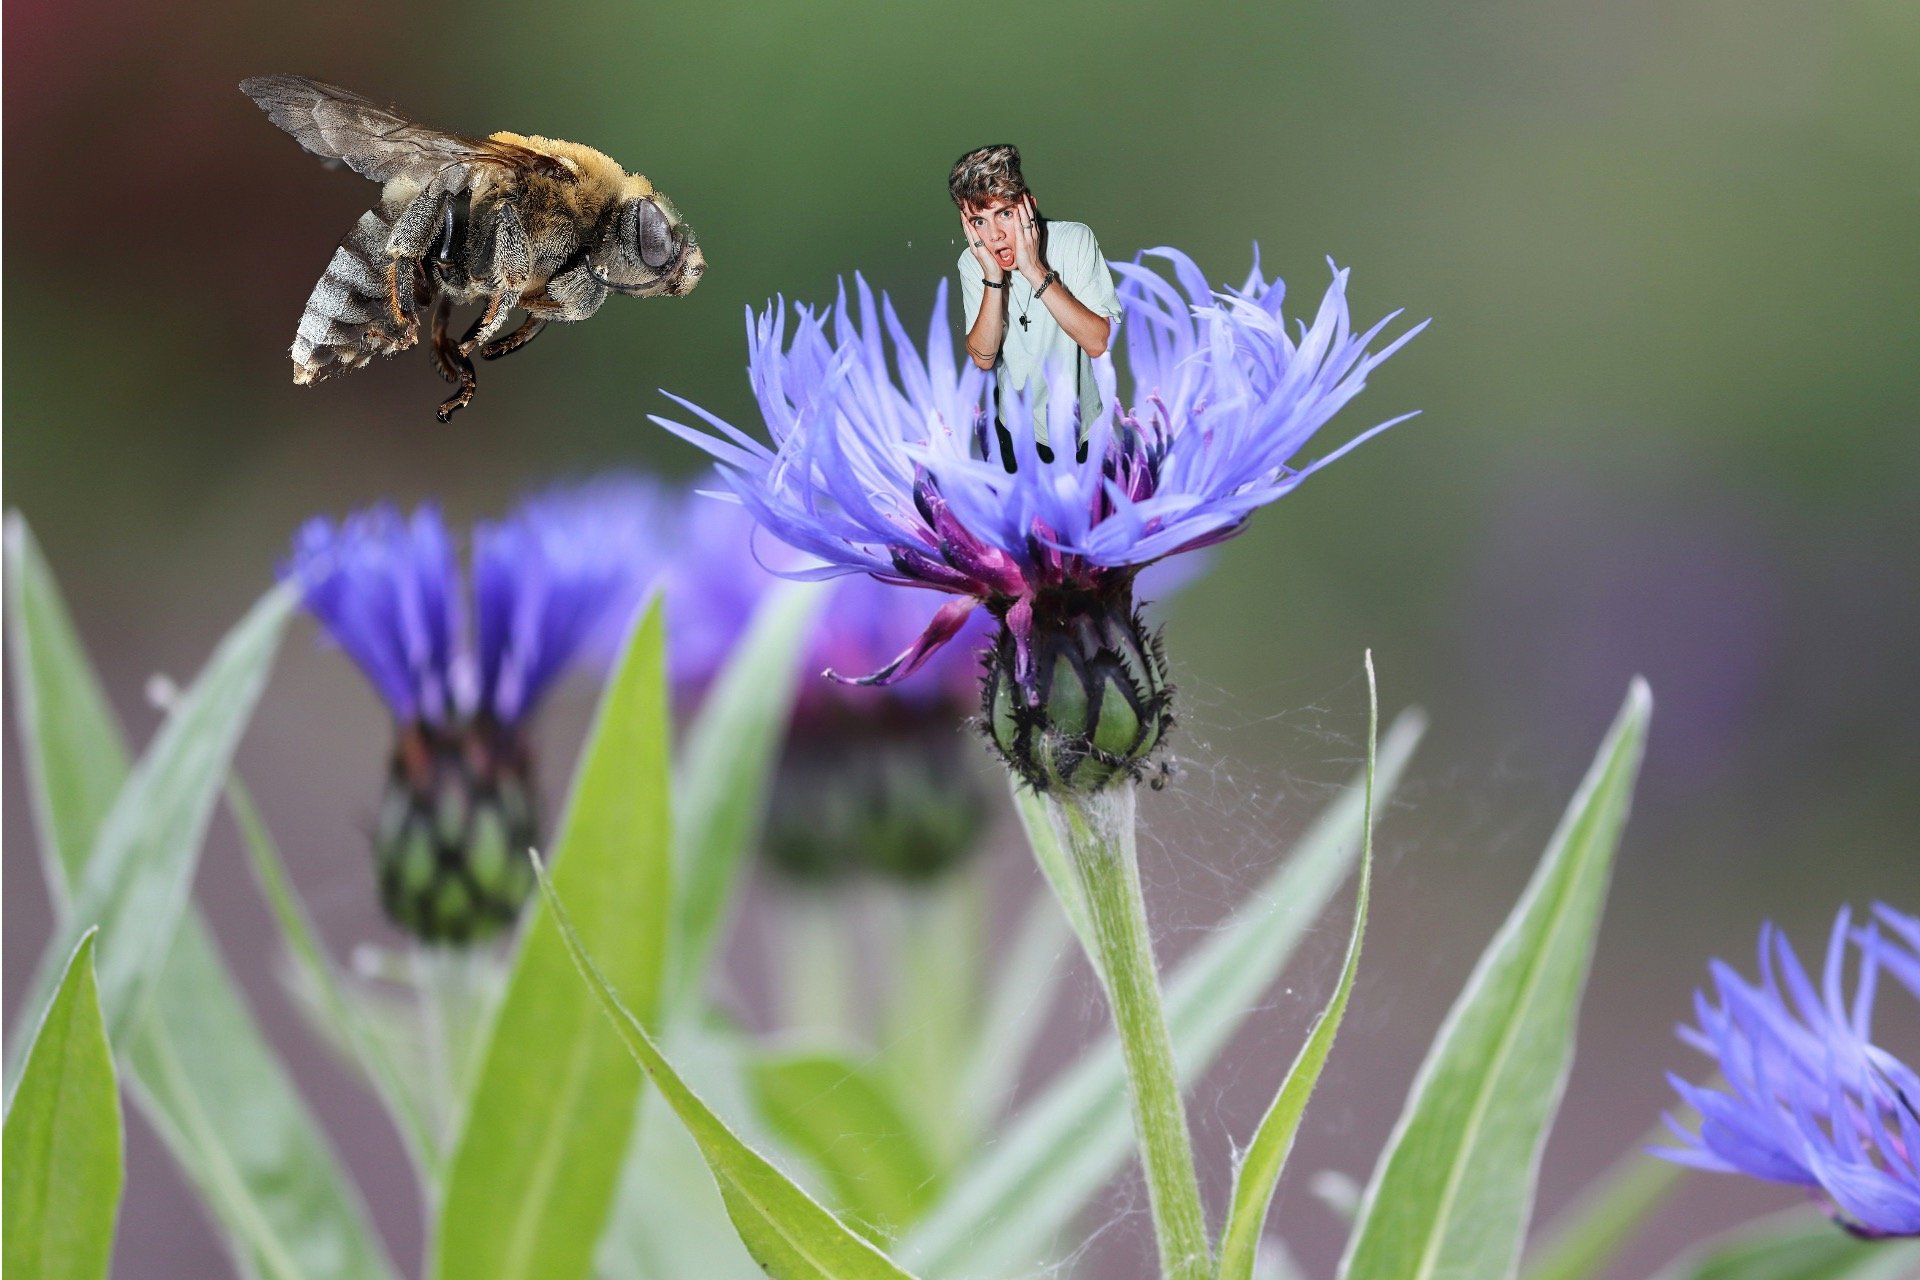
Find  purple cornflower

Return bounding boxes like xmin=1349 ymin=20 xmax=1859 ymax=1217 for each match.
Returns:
xmin=1657 ymin=905 xmax=1920 ymax=1239
xmin=654 ymin=247 xmax=1422 ymax=790
xmin=285 ymin=483 xmax=664 ymax=941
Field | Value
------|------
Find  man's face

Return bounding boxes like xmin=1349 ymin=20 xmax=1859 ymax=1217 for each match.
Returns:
xmin=963 ymin=196 xmax=1025 ymax=271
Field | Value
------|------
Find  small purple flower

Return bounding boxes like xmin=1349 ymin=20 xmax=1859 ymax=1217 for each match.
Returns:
xmin=1657 ymin=905 xmax=1920 ymax=1239
xmin=285 ymin=483 xmax=664 ymax=941
xmin=655 ymin=248 xmax=1421 ymax=790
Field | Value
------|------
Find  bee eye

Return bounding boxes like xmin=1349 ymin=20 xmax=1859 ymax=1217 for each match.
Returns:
xmin=629 ymin=198 xmax=677 ymax=270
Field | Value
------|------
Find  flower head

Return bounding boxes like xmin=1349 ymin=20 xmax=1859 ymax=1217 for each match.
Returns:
xmin=1657 ymin=904 xmax=1920 ymax=1239
xmin=285 ymin=482 xmax=663 ymax=942
xmin=655 ymin=247 xmax=1422 ymax=790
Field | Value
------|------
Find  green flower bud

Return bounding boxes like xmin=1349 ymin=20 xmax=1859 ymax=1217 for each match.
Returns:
xmin=764 ymin=715 xmax=991 ymax=884
xmin=373 ymin=720 xmax=538 ymax=944
xmin=983 ymin=591 xmax=1174 ymax=794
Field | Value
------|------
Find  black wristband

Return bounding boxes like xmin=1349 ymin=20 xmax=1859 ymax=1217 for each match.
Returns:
xmin=982 ymin=278 xmax=1010 ymax=290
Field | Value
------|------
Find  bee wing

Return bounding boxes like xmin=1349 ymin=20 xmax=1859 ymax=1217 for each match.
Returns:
xmin=240 ymin=75 xmax=565 ymax=194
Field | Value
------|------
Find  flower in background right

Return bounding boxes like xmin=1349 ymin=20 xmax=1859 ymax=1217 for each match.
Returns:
xmin=1657 ymin=904 xmax=1920 ymax=1239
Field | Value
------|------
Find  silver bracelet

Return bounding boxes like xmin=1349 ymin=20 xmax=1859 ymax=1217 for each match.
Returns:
xmin=1033 ymin=270 xmax=1060 ymax=298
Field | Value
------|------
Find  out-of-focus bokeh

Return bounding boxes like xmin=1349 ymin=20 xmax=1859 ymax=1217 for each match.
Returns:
xmin=6 ymin=2 xmax=1917 ymax=1276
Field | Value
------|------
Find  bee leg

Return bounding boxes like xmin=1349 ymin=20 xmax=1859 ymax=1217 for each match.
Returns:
xmin=382 ymin=191 xmax=449 ymax=330
xmin=458 ymin=291 xmax=522 ymax=356
xmin=430 ymin=295 xmax=477 ymax=422
xmin=480 ymin=315 xmax=547 ymax=362
xmin=542 ymin=261 xmax=610 ymax=322
xmin=456 ymin=203 xmax=534 ymax=355
xmin=489 ymin=203 xmax=533 ymax=290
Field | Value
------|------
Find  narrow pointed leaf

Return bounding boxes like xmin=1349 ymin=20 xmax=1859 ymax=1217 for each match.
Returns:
xmin=1218 ymin=656 xmax=1380 ymax=1280
xmin=123 ymin=926 xmax=397 ymax=1280
xmin=1339 ymin=681 xmax=1651 ymax=1280
xmin=228 ymin=779 xmax=439 ymax=1182
xmin=534 ymin=857 xmax=923 ymax=1280
xmin=901 ymin=711 xmax=1426 ymax=1279
xmin=749 ymin=1049 xmax=945 ymax=1238
xmin=1647 ymin=1210 xmax=1920 ymax=1280
xmin=598 ymin=1043 xmax=769 ymax=1280
xmin=3 ymin=932 xmax=122 ymax=1280
xmin=433 ymin=602 xmax=674 ymax=1280
xmin=4 ymin=517 xmax=125 ymax=905
xmin=7 ymin=582 xmax=295 ymax=1088
xmin=5 ymin=519 xmax=394 ymax=1280
xmin=673 ymin=582 xmax=825 ymax=1003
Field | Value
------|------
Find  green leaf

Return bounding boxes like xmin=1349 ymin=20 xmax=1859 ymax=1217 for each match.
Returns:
xmin=124 ymin=925 xmax=397 ymax=1280
xmin=533 ymin=855 xmax=923 ymax=1280
xmin=673 ymin=581 xmax=825 ymax=1004
xmin=3 ymin=517 xmax=125 ymax=907
xmin=5 ymin=517 xmax=394 ymax=1280
xmin=3 ymin=932 xmax=123 ymax=1280
xmin=1217 ymin=654 xmax=1380 ymax=1280
xmin=900 ymin=710 xmax=1427 ymax=1280
xmin=1339 ymin=680 xmax=1651 ymax=1280
xmin=1646 ymin=1210 xmax=1920 ymax=1280
xmin=228 ymin=779 xmax=440 ymax=1181
xmin=598 ymin=1027 xmax=771 ymax=1280
xmin=433 ymin=602 xmax=674 ymax=1280
xmin=748 ymin=1048 xmax=945 ymax=1239
xmin=6 ymin=581 xmax=295 ymax=1089
xmin=1519 ymin=1139 xmax=1684 ymax=1280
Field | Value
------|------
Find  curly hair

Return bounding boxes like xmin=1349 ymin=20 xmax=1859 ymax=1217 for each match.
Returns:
xmin=949 ymin=144 xmax=1028 ymax=209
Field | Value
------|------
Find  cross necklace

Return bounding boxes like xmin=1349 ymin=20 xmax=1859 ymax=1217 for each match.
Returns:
xmin=1016 ymin=280 xmax=1036 ymax=332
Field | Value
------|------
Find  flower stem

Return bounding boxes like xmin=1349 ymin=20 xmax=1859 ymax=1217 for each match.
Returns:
xmin=1049 ymin=787 xmax=1211 ymax=1280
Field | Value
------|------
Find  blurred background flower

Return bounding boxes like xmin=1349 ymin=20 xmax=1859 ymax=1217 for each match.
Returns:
xmin=284 ymin=486 xmax=661 ymax=941
xmin=5 ymin=2 xmax=1917 ymax=1275
xmin=1658 ymin=905 xmax=1920 ymax=1238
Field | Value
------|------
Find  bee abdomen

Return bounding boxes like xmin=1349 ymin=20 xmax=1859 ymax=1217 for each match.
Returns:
xmin=292 ymin=209 xmax=419 ymax=384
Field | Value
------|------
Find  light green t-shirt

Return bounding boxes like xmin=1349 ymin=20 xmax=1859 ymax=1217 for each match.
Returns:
xmin=958 ymin=219 xmax=1122 ymax=449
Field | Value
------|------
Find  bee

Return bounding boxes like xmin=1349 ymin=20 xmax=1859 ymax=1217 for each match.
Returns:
xmin=241 ymin=75 xmax=705 ymax=421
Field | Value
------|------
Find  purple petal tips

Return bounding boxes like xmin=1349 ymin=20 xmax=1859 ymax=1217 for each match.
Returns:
xmin=285 ymin=479 xmax=667 ymax=729
xmin=1658 ymin=904 xmax=1920 ymax=1239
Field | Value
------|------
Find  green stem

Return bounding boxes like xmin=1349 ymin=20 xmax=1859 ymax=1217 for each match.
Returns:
xmin=1049 ymin=787 xmax=1211 ymax=1280
xmin=776 ymin=888 xmax=858 ymax=1037
xmin=881 ymin=875 xmax=984 ymax=1165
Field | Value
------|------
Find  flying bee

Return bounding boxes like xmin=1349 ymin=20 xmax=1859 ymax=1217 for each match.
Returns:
xmin=241 ymin=75 xmax=705 ymax=421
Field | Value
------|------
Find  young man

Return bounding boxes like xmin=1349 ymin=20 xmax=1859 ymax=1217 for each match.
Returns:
xmin=952 ymin=144 xmax=1122 ymax=465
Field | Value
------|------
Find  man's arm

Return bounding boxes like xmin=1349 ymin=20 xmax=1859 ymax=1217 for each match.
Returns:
xmin=961 ymin=210 xmax=1009 ymax=370
xmin=1012 ymin=196 xmax=1111 ymax=359
xmin=965 ymin=278 xmax=1010 ymax=371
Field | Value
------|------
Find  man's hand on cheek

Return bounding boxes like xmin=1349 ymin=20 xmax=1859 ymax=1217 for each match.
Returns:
xmin=962 ymin=209 xmax=1008 ymax=283
xmin=1012 ymin=194 xmax=1049 ymax=284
